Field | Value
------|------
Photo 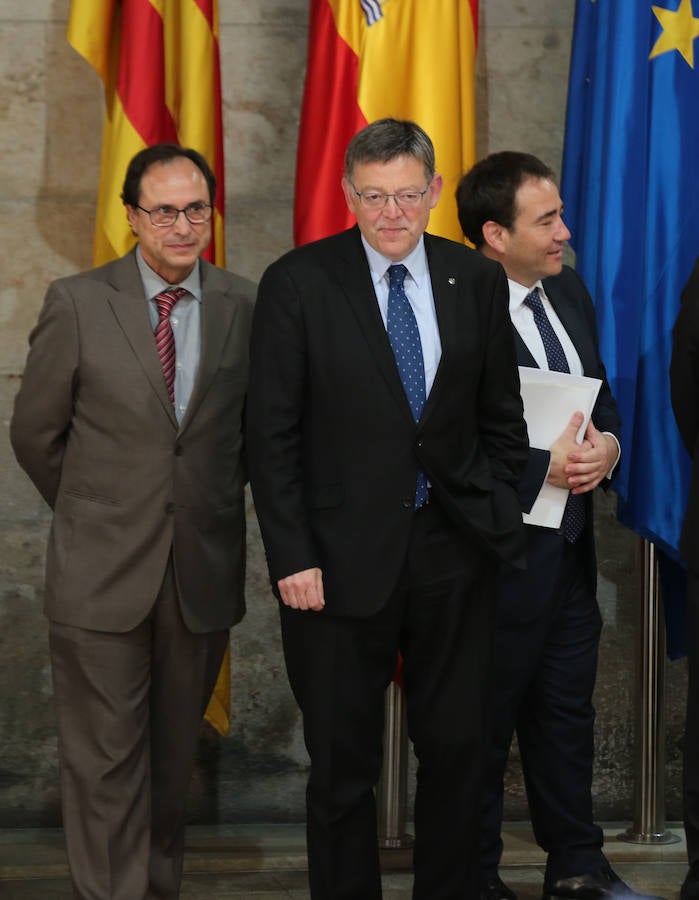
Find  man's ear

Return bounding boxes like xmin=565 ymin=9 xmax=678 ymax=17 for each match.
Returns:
xmin=481 ymin=220 xmax=507 ymax=255
xmin=341 ymin=176 xmax=358 ymax=215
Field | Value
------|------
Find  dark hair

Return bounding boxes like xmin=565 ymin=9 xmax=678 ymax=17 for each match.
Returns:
xmin=455 ymin=151 xmax=555 ymax=248
xmin=344 ymin=118 xmax=435 ymax=183
xmin=120 ymin=144 xmax=216 ymax=207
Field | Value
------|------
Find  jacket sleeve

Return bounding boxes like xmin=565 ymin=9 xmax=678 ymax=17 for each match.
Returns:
xmin=541 ymin=268 xmax=621 ymax=491
xmin=517 ymin=447 xmax=550 ymax=513
xmin=245 ymin=260 xmax=320 ymax=583
xmin=671 ymin=257 xmax=699 ymax=456
xmin=572 ymin=269 xmax=622 ymax=487
xmin=477 ymin=262 xmax=530 ymax=487
xmin=10 ymin=280 xmax=79 ymax=509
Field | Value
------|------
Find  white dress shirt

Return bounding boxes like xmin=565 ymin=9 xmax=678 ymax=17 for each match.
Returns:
xmin=508 ymin=276 xmax=620 ymax=475
xmin=362 ymin=235 xmax=442 ymax=396
xmin=508 ymin=278 xmax=583 ymax=375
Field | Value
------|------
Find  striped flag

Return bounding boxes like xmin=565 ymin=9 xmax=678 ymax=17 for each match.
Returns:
xmin=67 ymin=0 xmax=225 ymax=267
xmin=66 ymin=0 xmax=231 ymax=733
xmin=294 ymin=0 xmax=479 ymax=246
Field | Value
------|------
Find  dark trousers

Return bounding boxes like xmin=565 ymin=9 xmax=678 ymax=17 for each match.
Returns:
xmin=480 ymin=534 xmax=605 ymax=883
xmin=684 ymin=572 xmax=699 ymax=862
xmin=49 ymin=561 xmax=228 ymax=900
xmin=280 ymin=501 xmax=497 ymax=900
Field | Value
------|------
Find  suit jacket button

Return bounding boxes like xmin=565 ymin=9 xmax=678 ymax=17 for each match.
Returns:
xmin=174 ymin=444 xmax=184 ymax=456
xmin=165 ymin=501 xmax=175 ymax=514
xmin=401 ymin=498 xmax=413 ymax=509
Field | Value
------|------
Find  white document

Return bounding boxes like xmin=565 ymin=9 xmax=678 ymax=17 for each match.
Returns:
xmin=518 ymin=367 xmax=602 ymax=529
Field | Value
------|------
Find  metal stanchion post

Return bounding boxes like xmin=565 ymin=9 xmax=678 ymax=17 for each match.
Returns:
xmin=618 ymin=539 xmax=679 ymax=844
xmin=376 ymin=682 xmax=413 ymax=848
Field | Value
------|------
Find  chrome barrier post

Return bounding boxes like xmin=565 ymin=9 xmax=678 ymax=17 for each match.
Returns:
xmin=377 ymin=682 xmax=413 ymax=848
xmin=618 ymin=539 xmax=679 ymax=844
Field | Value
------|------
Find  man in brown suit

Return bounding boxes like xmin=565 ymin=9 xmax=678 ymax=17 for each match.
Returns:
xmin=10 ymin=144 xmax=253 ymax=900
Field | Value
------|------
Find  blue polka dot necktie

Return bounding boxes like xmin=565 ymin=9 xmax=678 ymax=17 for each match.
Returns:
xmin=387 ymin=264 xmax=429 ymax=508
xmin=523 ymin=287 xmax=585 ymax=543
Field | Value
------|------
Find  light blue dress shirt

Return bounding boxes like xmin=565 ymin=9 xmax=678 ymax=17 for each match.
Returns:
xmin=136 ymin=246 xmax=202 ymax=424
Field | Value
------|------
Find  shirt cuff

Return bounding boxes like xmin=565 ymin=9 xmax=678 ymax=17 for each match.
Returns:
xmin=603 ymin=431 xmax=621 ymax=480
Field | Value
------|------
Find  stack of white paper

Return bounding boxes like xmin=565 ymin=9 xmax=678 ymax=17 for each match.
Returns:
xmin=518 ymin=367 xmax=602 ymax=529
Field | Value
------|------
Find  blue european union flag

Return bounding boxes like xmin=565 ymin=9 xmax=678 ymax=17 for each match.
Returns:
xmin=562 ymin=0 xmax=699 ymax=657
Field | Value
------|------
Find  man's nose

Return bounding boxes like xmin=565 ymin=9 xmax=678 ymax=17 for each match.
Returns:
xmin=172 ymin=209 xmax=193 ymax=231
xmin=383 ymin=196 xmax=403 ymax=216
xmin=557 ymin=217 xmax=571 ymax=242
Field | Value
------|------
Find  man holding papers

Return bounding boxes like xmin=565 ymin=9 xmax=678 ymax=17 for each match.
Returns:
xmin=456 ymin=154 xmax=658 ymax=900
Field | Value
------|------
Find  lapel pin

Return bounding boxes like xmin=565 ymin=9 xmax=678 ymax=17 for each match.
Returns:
xmin=448 ymin=277 xmax=456 ymax=285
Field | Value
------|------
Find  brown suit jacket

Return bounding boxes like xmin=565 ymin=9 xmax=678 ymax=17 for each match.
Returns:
xmin=11 ymin=250 xmax=254 ymax=634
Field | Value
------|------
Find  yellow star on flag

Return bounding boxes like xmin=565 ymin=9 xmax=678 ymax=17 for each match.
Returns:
xmin=650 ymin=0 xmax=699 ymax=67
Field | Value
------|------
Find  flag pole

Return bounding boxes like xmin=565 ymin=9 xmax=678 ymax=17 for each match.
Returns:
xmin=618 ymin=539 xmax=679 ymax=844
xmin=376 ymin=683 xmax=412 ymax=849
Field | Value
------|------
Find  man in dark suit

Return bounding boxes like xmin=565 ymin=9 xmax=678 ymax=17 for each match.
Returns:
xmin=246 ymin=119 xmax=529 ymax=899
xmin=457 ymin=152 xmax=661 ymax=900
xmin=11 ymin=144 xmax=253 ymax=900
xmin=671 ymin=259 xmax=699 ymax=900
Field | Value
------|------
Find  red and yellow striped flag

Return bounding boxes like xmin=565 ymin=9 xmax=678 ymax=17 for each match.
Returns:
xmin=294 ymin=0 xmax=479 ymax=246
xmin=67 ymin=0 xmax=231 ymax=735
xmin=67 ymin=0 xmax=226 ymax=268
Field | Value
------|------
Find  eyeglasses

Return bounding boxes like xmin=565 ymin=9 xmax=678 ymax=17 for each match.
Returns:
xmin=135 ymin=202 xmax=213 ymax=227
xmin=350 ymin=182 xmax=430 ymax=210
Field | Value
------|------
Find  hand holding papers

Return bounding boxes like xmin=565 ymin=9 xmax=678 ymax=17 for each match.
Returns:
xmin=518 ymin=367 xmax=602 ymax=529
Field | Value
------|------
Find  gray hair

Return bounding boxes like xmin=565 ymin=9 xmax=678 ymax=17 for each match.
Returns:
xmin=344 ymin=118 xmax=435 ymax=183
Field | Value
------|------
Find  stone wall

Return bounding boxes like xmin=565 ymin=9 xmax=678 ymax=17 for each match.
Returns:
xmin=0 ymin=0 xmax=687 ymax=828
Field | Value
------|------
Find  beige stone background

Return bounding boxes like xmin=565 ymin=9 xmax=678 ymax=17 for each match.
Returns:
xmin=0 ymin=0 xmax=688 ymax=828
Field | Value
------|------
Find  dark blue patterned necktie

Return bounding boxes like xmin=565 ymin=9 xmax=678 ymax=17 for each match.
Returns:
xmin=524 ymin=287 xmax=585 ymax=543
xmin=387 ymin=264 xmax=429 ymax=508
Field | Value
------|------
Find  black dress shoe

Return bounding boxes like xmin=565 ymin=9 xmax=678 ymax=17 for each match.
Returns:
xmin=681 ymin=861 xmax=699 ymax=900
xmin=542 ymin=865 xmax=666 ymax=899
xmin=481 ymin=874 xmax=518 ymax=900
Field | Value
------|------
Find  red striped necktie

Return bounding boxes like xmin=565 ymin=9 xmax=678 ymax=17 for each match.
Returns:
xmin=154 ymin=287 xmax=187 ymax=406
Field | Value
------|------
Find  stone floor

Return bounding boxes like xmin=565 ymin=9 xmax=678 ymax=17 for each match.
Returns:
xmin=0 ymin=823 xmax=689 ymax=898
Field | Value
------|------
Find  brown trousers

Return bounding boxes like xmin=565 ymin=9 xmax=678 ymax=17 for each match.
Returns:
xmin=49 ymin=561 xmax=228 ymax=900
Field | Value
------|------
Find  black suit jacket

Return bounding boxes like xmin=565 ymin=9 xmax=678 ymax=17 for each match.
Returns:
xmin=512 ymin=265 xmax=621 ymax=595
xmin=246 ymin=226 xmax=529 ymax=617
xmin=671 ymin=256 xmax=699 ymax=571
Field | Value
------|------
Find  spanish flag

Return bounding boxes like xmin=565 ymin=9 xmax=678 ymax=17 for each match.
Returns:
xmin=294 ymin=0 xmax=479 ymax=246
xmin=67 ymin=0 xmax=226 ymax=268
xmin=67 ymin=0 xmax=230 ymax=735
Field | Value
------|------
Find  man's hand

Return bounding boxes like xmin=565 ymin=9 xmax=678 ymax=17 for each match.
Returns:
xmin=278 ymin=567 xmax=325 ymax=611
xmin=565 ymin=421 xmax=619 ymax=494
xmin=547 ymin=411 xmax=586 ymax=489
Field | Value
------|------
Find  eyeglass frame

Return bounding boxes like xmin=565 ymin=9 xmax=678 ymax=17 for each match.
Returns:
xmin=134 ymin=202 xmax=213 ymax=227
xmin=349 ymin=181 xmax=431 ymax=209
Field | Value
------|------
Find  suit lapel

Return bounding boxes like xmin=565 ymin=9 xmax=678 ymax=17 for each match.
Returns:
xmin=514 ymin=330 xmax=539 ymax=368
xmin=335 ymin=229 xmax=415 ymax=422
xmin=106 ymin=252 xmax=178 ymax=426
xmin=178 ymin=262 xmax=240 ymax=435
xmin=542 ymin=276 xmax=596 ymax=375
xmin=422 ymin=234 xmax=458 ymax=422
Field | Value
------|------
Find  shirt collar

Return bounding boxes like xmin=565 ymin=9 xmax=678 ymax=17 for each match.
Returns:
xmin=507 ymin=277 xmax=545 ymax=315
xmin=361 ymin=235 xmax=428 ymax=289
xmin=136 ymin=245 xmax=202 ymax=303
